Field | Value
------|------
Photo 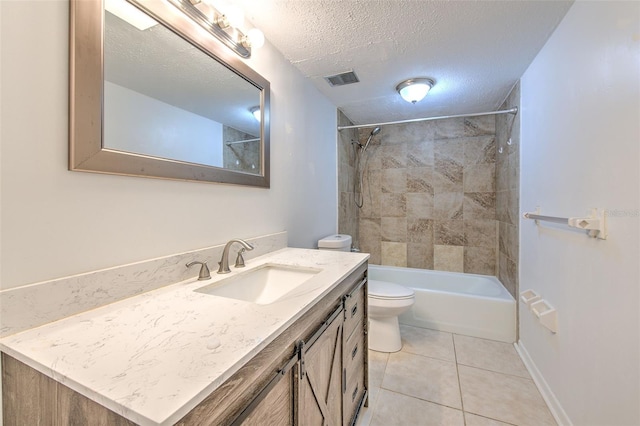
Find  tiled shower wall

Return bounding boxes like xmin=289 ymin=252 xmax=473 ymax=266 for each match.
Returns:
xmin=337 ymin=110 xmax=359 ymax=245
xmin=496 ymin=83 xmax=521 ymax=298
xmin=223 ymin=126 xmax=260 ymax=173
xmin=356 ymin=116 xmax=498 ymax=274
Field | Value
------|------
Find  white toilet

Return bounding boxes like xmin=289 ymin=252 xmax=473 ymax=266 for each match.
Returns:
xmin=317 ymin=234 xmax=352 ymax=252
xmin=368 ymin=279 xmax=415 ymax=352
xmin=317 ymin=234 xmax=415 ymax=353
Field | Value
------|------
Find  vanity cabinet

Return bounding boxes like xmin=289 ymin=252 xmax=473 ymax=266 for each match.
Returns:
xmin=2 ymin=262 xmax=368 ymax=426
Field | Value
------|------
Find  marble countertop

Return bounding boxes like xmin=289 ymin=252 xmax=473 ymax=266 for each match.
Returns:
xmin=0 ymin=248 xmax=368 ymax=425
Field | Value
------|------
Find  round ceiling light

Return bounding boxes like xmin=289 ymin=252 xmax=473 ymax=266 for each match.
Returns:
xmin=396 ymin=78 xmax=435 ymax=104
xmin=250 ymin=106 xmax=261 ymax=122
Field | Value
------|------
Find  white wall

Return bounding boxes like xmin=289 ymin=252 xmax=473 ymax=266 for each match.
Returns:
xmin=519 ymin=1 xmax=639 ymax=425
xmin=104 ymin=81 xmax=224 ymax=167
xmin=0 ymin=0 xmax=338 ymax=291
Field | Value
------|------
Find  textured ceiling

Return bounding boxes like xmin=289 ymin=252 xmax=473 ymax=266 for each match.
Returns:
xmin=231 ymin=0 xmax=574 ymax=125
xmin=105 ymin=12 xmax=261 ymax=136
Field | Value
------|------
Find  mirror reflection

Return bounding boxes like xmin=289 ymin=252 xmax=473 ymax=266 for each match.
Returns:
xmin=103 ymin=1 xmax=263 ymax=175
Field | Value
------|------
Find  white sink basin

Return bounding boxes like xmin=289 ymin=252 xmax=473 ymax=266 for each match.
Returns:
xmin=195 ymin=264 xmax=322 ymax=305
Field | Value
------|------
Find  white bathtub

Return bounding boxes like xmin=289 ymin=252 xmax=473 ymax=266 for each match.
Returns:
xmin=368 ymin=265 xmax=516 ymax=343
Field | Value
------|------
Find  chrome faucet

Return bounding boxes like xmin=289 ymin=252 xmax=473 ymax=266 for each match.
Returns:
xmin=217 ymin=239 xmax=254 ymax=274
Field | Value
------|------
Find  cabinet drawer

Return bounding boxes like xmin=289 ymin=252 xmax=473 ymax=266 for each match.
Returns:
xmin=343 ymin=356 xmax=365 ymax=425
xmin=344 ymin=320 xmax=364 ymax=374
xmin=343 ymin=281 xmax=365 ymax=340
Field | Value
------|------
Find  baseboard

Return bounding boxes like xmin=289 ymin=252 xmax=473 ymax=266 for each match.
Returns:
xmin=514 ymin=340 xmax=572 ymax=426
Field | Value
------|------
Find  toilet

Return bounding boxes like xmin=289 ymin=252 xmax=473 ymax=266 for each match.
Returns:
xmin=367 ymin=279 xmax=415 ymax=352
xmin=317 ymin=234 xmax=352 ymax=252
xmin=317 ymin=234 xmax=415 ymax=353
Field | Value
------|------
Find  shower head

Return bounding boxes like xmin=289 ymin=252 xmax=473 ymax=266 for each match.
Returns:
xmin=362 ymin=127 xmax=381 ymax=152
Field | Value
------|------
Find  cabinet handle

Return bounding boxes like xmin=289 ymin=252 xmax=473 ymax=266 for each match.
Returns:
xmin=351 ymin=344 xmax=358 ymax=360
xmin=351 ymin=304 xmax=358 ymax=318
xmin=352 ymin=385 xmax=359 ymax=402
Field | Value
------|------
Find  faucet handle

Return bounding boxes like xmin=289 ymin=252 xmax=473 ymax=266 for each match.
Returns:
xmin=186 ymin=261 xmax=211 ymax=281
xmin=235 ymin=248 xmax=246 ymax=268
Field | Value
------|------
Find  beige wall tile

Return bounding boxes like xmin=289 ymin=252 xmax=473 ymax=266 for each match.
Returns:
xmin=406 ymin=140 xmax=434 ymax=167
xmin=359 ymin=218 xmax=381 ymax=264
xmin=381 ymin=217 xmax=407 ymax=242
xmin=464 ymin=135 xmax=496 ymax=166
xmin=464 ymin=246 xmax=496 ymax=275
xmin=379 ymin=143 xmax=407 ymax=169
xmin=407 ymin=167 xmax=434 ymax=193
xmin=464 ymin=164 xmax=496 ymax=192
xmin=407 ymin=242 xmax=434 ymax=269
xmin=406 ymin=193 xmax=434 ymax=219
xmin=407 ymin=218 xmax=434 ymax=244
xmin=381 ymin=242 xmax=407 ymax=267
xmin=463 ymin=192 xmax=496 ymax=220
xmin=498 ymin=221 xmax=518 ymax=261
xmin=434 ymin=192 xmax=464 ymax=220
xmin=434 ymin=220 xmax=466 ymax=246
xmin=498 ymin=251 xmax=517 ymax=298
xmin=380 ymin=193 xmax=406 ymax=217
xmin=464 ymin=219 xmax=497 ymax=248
xmin=434 ymin=245 xmax=464 ymax=272
xmin=381 ymin=168 xmax=407 ymax=193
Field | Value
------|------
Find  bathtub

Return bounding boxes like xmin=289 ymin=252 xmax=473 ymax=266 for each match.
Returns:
xmin=368 ymin=265 xmax=516 ymax=343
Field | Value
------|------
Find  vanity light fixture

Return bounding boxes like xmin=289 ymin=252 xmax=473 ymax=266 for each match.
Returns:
xmin=168 ymin=0 xmax=264 ymax=58
xmin=250 ymin=106 xmax=261 ymax=122
xmin=105 ymin=0 xmax=158 ymax=31
xmin=396 ymin=78 xmax=435 ymax=104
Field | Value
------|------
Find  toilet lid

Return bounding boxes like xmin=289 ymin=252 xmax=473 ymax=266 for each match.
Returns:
xmin=368 ymin=279 xmax=415 ymax=300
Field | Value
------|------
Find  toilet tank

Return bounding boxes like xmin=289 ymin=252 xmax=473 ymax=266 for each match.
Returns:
xmin=318 ymin=234 xmax=352 ymax=252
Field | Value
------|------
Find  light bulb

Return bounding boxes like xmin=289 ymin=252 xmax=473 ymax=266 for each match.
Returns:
xmin=247 ymin=28 xmax=265 ymax=49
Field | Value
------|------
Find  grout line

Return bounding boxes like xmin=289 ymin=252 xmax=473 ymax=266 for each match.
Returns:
xmin=457 ymin=363 xmax=534 ymax=382
xmin=378 ymin=387 xmax=465 ymax=413
xmin=452 ymin=333 xmax=467 ymax=425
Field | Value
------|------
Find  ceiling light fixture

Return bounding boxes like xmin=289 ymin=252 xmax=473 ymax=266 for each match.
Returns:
xmin=396 ymin=78 xmax=435 ymax=104
xmin=250 ymin=106 xmax=261 ymax=122
xmin=167 ymin=0 xmax=264 ymax=58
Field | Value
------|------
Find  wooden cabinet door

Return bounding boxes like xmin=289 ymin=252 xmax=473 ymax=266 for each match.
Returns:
xmin=239 ymin=368 xmax=294 ymax=426
xmin=297 ymin=310 xmax=343 ymax=426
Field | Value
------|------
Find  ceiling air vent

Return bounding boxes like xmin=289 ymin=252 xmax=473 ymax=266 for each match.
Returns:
xmin=324 ymin=71 xmax=360 ymax=87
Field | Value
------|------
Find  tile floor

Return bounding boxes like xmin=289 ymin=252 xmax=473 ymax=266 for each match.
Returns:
xmin=357 ymin=325 xmax=556 ymax=426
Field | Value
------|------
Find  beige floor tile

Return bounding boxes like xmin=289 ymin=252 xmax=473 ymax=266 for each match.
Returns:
xmin=368 ymin=350 xmax=389 ymax=388
xmin=454 ymin=334 xmax=529 ymax=378
xmin=459 ymin=365 xmax=556 ymax=426
xmin=400 ymin=325 xmax=456 ymax=362
xmin=356 ymin=386 xmax=380 ymax=426
xmin=370 ymin=389 xmax=464 ymax=426
xmin=382 ymin=351 xmax=462 ymax=409
xmin=464 ymin=412 xmax=514 ymax=426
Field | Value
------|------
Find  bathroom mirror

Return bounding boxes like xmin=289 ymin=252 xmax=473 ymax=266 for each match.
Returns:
xmin=70 ymin=0 xmax=270 ymax=187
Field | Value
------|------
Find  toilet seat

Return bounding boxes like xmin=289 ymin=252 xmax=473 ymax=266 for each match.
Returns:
xmin=368 ymin=280 xmax=414 ymax=300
